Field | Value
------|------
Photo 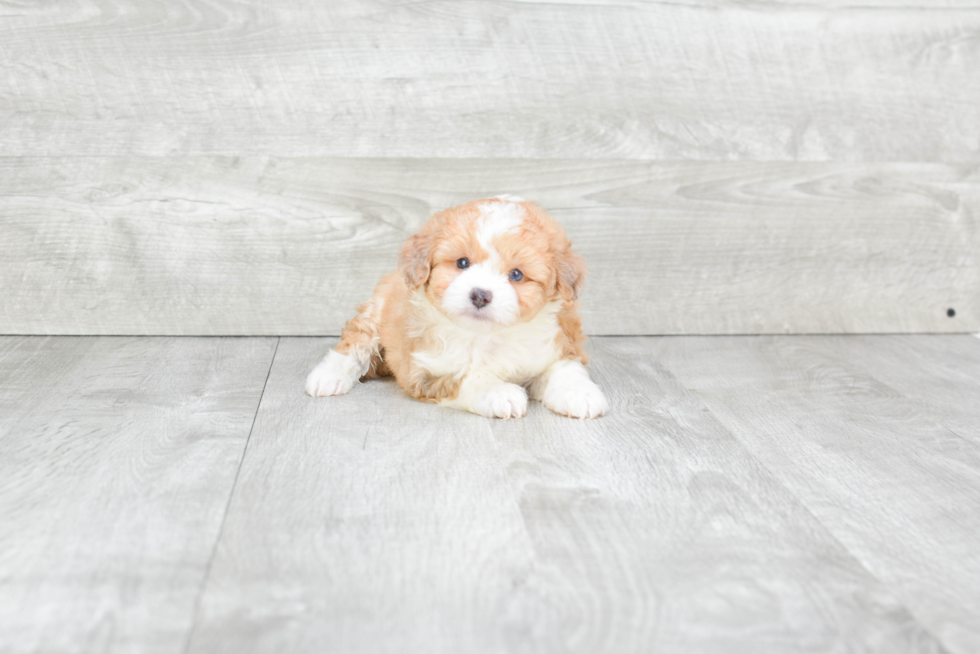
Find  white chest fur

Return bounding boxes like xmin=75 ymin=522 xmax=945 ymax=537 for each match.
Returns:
xmin=409 ymin=294 xmax=563 ymax=385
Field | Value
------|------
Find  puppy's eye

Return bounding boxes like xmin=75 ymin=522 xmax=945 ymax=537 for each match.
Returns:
xmin=509 ymin=269 xmax=523 ymax=282
xmin=456 ymin=257 xmax=470 ymax=270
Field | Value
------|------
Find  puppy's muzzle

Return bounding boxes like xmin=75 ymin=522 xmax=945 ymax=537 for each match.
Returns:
xmin=469 ymin=288 xmax=492 ymax=309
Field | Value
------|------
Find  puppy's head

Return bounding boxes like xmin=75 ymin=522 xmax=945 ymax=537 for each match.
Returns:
xmin=398 ymin=197 xmax=585 ymax=329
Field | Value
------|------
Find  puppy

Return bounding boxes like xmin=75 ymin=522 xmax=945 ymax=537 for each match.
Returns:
xmin=305 ymin=196 xmax=608 ymax=419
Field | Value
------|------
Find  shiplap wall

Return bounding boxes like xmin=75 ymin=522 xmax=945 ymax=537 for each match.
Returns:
xmin=1 ymin=0 xmax=977 ymax=335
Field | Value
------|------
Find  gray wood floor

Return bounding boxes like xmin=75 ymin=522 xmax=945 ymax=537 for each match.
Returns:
xmin=2 ymin=335 xmax=978 ymax=653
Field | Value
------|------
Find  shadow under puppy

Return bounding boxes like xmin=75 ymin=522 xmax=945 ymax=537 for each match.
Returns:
xmin=306 ymin=196 xmax=608 ymax=419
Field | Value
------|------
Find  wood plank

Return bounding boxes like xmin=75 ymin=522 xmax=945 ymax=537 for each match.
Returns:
xmin=184 ymin=337 xmax=542 ymax=653
xmin=2 ymin=157 xmax=976 ymax=336
xmin=1 ymin=1 xmax=978 ymax=160
xmin=187 ymin=336 xmax=944 ymax=652
xmin=0 ymin=336 xmax=278 ymax=654
xmin=486 ymin=337 xmax=945 ymax=653
xmin=826 ymin=335 xmax=980 ymax=438
xmin=652 ymin=335 xmax=980 ymax=654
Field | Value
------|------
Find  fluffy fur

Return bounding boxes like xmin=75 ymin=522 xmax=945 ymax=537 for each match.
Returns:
xmin=305 ymin=197 xmax=608 ymax=419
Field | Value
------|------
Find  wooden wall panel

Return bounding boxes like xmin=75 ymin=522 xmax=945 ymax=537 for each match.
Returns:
xmin=2 ymin=0 xmax=978 ymax=335
xmin=1 ymin=157 xmax=975 ymax=335
xmin=0 ymin=0 xmax=977 ymax=160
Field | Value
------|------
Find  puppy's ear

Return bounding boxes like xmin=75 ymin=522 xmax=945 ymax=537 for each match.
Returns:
xmin=398 ymin=232 xmax=432 ymax=290
xmin=556 ymin=247 xmax=587 ymax=302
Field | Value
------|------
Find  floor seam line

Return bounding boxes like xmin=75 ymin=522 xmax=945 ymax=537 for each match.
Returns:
xmin=180 ymin=336 xmax=280 ymax=654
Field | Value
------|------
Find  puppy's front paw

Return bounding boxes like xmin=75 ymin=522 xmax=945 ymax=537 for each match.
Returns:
xmin=472 ymin=383 xmax=527 ymax=419
xmin=305 ymin=351 xmax=359 ymax=397
xmin=543 ymin=377 xmax=608 ymax=419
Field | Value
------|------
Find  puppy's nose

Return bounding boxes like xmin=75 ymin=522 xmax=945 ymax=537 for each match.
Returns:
xmin=470 ymin=288 xmax=493 ymax=309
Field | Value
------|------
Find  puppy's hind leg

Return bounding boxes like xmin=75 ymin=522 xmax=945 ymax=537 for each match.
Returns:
xmin=306 ymin=295 xmax=384 ymax=397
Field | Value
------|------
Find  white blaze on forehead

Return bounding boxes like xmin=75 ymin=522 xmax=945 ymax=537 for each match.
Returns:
xmin=477 ymin=201 xmax=524 ymax=262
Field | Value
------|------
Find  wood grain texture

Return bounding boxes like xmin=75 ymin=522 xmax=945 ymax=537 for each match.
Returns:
xmin=826 ymin=335 xmax=980 ymax=438
xmin=1 ymin=0 xmax=978 ymax=160
xmin=0 ymin=336 xmax=278 ymax=654
xmin=184 ymin=337 xmax=542 ymax=653
xmin=484 ymin=337 xmax=945 ymax=653
xmin=652 ymin=335 xmax=980 ymax=654
xmin=185 ymin=337 xmax=945 ymax=653
xmin=2 ymin=157 xmax=976 ymax=336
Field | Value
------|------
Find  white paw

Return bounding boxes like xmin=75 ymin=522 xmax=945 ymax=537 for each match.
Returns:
xmin=543 ymin=377 xmax=608 ymax=419
xmin=472 ymin=383 xmax=528 ymax=419
xmin=305 ymin=351 xmax=360 ymax=397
